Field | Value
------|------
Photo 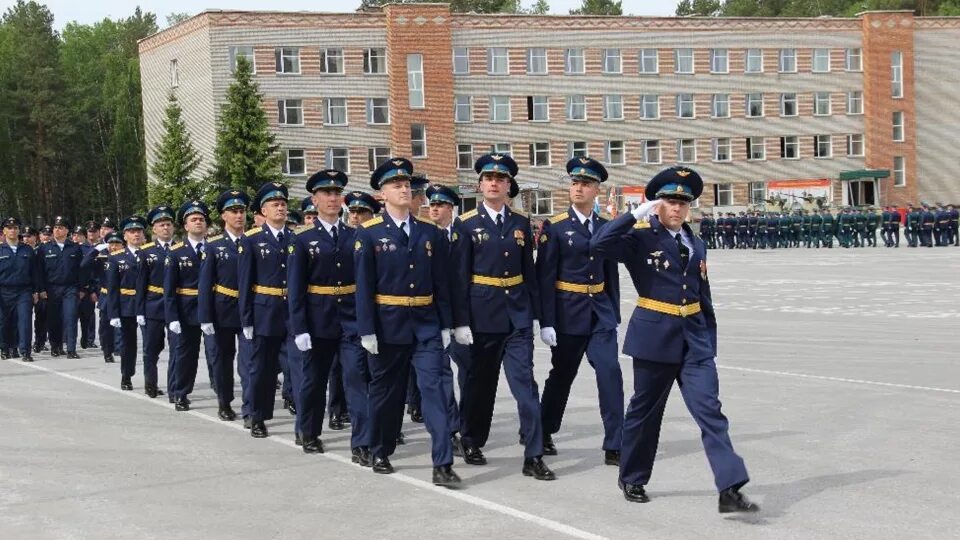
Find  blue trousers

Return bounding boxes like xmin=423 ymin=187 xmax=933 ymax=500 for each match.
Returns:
xmin=203 ymin=333 xmax=218 ymax=391
xmin=249 ymin=334 xmax=284 ymax=423
xmin=97 ymin=299 xmax=118 ymax=356
xmin=78 ymin=293 xmax=96 ymax=347
xmin=46 ymin=285 xmax=78 ymax=352
xmin=237 ymin=333 xmax=252 ymax=418
xmin=213 ymin=327 xmax=239 ymax=407
xmin=279 ymin=339 xmax=293 ymax=401
xmin=461 ymin=326 xmax=544 ymax=458
xmin=0 ymin=288 xmax=33 ymax=355
xmin=443 ymin=342 xmax=471 ymax=436
xmin=340 ymin=335 xmax=371 ymax=450
xmin=33 ymin=299 xmax=47 ymax=347
xmin=328 ymin=353 xmax=348 ymax=418
xmin=172 ymin=325 xmax=202 ymax=400
xmin=620 ymin=355 xmax=749 ymax=491
xmin=541 ymin=328 xmax=624 ymax=451
xmin=119 ymin=317 xmax=138 ymax=379
xmin=295 ymin=337 xmax=337 ymax=439
xmin=142 ymin=318 xmax=171 ymax=390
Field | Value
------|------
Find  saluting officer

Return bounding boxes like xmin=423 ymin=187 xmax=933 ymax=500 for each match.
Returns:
xmin=591 ymin=166 xmax=758 ymax=513
xmin=36 ymin=216 xmax=83 ymax=359
xmin=107 ymin=216 xmax=151 ymax=393
xmin=138 ymin=206 xmax=178 ymax=399
xmin=354 ymin=158 xmax=460 ymax=486
xmin=536 ymin=158 xmax=623 ymax=465
xmin=0 ymin=217 xmax=40 ymax=363
xmin=451 ymin=153 xmax=555 ymax=481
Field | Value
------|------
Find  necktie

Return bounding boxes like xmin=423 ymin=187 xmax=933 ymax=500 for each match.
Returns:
xmin=399 ymin=222 xmax=408 ymax=241
xmin=496 ymin=213 xmax=503 ymax=233
xmin=675 ymin=233 xmax=689 ymax=268
xmin=277 ymin=231 xmax=284 ymax=244
xmin=235 ymin=238 xmax=240 ymax=248
xmin=197 ymin=242 xmax=204 ymax=256
xmin=161 ymin=243 xmax=168 ymax=256
xmin=584 ymin=218 xmax=593 ymax=236
xmin=331 ymin=225 xmax=339 ymax=243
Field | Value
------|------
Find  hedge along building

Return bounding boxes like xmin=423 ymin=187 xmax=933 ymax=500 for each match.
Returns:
xmin=139 ymin=5 xmax=960 ymax=219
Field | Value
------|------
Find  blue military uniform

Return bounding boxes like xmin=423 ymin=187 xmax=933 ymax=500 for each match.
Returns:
xmin=32 ymin=225 xmax=52 ymax=353
xmin=107 ymin=216 xmax=149 ymax=391
xmin=138 ymin=206 xmax=178 ymax=398
xmin=0 ymin=217 xmax=40 ymax=361
xmin=36 ymin=216 xmax=83 ymax=358
xmin=919 ymin=205 xmax=936 ymax=247
xmin=591 ymin=167 xmax=754 ymax=511
xmin=80 ymin=233 xmax=123 ymax=363
xmin=948 ymin=205 xmax=959 ymax=246
xmin=536 ymin=158 xmax=623 ymax=462
xmin=76 ymin=224 xmax=98 ymax=349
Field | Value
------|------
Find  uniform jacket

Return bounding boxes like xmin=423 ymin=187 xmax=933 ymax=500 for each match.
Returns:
xmin=0 ymin=242 xmax=39 ymax=290
xmin=137 ymin=241 xmax=171 ymax=320
xmin=36 ymin=239 xmax=82 ymax=290
xmin=198 ymin=233 xmax=242 ymax=329
xmin=164 ymin=240 xmax=204 ymax=326
xmin=238 ymin=223 xmax=294 ymax=337
xmin=107 ymin=247 xmax=141 ymax=319
xmin=80 ymin=247 xmax=110 ymax=308
xmin=288 ymin=220 xmax=359 ymax=339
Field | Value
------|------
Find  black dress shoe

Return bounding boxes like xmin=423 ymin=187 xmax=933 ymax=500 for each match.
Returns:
xmin=718 ymin=487 xmax=759 ymax=513
xmin=49 ymin=349 xmax=60 ymax=358
xmin=294 ymin=432 xmax=303 ymax=446
xmin=372 ymin=457 xmax=394 ymax=474
xmin=66 ymin=351 xmax=79 ymax=359
xmin=432 ymin=465 xmax=462 ymax=487
xmin=396 ymin=432 xmax=405 ymax=445
xmin=409 ymin=406 xmax=424 ymax=423
xmin=522 ymin=457 xmax=556 ymax=481
xmin=218 ymin=407 xmax=237 ymax=421
xmin=618 ymin=480 xmax=650 ymax=503
xmin=21 ymin=355 xmax=33 ymax=363
xmin=1 ymin=349 xmax=9 ymax=360
xmin=351 ymin=447 xmax=363 ymax=463
xmin=32 ymin=344 xmax=41 ymax=354
xmin=283 ymin=398 xmax=296 ymax=416
xmin=463 ymin=446 xmax=487 ymax=466
xmin=451 ymin=434 xmax=463 ymax=458
xmin=80 ymin=342 xmax=88 ymax=349
xmin=604 ymin=450 xmax=620 ymax=466
xmin=243 ymin=416 xmax=252 ymax=430
xmin=358 ymin=447 xmax=372 ymax=467
xmin=104 ymin=354 xmax=115 ymax=363
xmin=251 ymin=421 xmax=268 ymax=438
xmin=145 ymin=385 xmax=159 ymax=398
xmin=10 ymin=349 xmax=20 ymax=359
xmin=120 ymin=378 xmax=133 ymax=391
xmin=328 ymin=415 xmax=346 ymax=431
xmin=42 ymin=345 xmax=49 ymax=352
xmin=543 ymin=435 xmax=558 ymax=456
xmin=174 ymin=398 xmax=190 ymax=412
xmin=302 ymin=438 xmax=324 ymax=454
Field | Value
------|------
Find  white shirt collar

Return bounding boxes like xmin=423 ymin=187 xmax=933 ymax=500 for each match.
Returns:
xmin=387 ymin=212 xmax=410 ymax=231
xmin=56 ymin=242 xmax=65 ymax=250
xmin=128 ymin=246 xmax=139 ymax=257
xmin=317 ymin=218 xmax=339 ymax=236
xmin=225 ymin=231 xmax=241 ymax=243
xmin=483 ymin=202 xmax=506 ymax=221
xmin=188 ymin=237 xmax=204 ymax=251
xmin=6 ymin=241 xmax=18 ymax=251
xmin=265 ymin=223 xmax=284 ymax=238
xmin=570 ymin=206 xmax=594 ymax=225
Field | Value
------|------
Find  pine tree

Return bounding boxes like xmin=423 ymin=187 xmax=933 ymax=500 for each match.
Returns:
xmin=570 ymin=0 xmax=623 ymax=15
xmin=149 ymin=92 xmax=203 ymax=206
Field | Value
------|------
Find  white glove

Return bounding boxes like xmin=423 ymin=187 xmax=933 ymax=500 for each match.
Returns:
xmin=454 ymin=326 xmax=473 ymax=346
xmin=294 ymin=333 xmax=312 ymax=352
xmin=242 ymin=326 xmax=254 ymax=340
xmin=136 ymin=315 xmax=146 ymax=326
xmin=532 ymin=319 xmax=541 ymax=335
xmin=360 ymin=334 xmax=379 ymax=355
xmin=441 ymin=329 xmax=451 ymax=349
xmin=168 ymin=321 xmax=181 ymax=334
xmin=540 ymin=326 xmax=557 ymax=347
xmin=95 ymin=243 xmax=109 ymax=252
xmin=110 ymin=318 xmax=121 ymax=328
xmin=631 ymin=199 xmax=661 ymax=221
xmin=200 ymin=323 xmax=215 ymax=336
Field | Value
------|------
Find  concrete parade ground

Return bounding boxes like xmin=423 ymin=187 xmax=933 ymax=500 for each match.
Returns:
xmin=1 ymin=247 xmax=958 ymax=540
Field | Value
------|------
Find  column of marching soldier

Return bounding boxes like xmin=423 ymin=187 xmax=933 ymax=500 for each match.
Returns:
xmin=0 ymin=155 xmax=760 ymax=513
xmin=699 ymin=204 xmax=959 ymax=250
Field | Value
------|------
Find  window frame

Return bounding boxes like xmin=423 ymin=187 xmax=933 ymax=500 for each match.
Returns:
xmin=746 ymin=136 xmax=766 ymax=161
xmin=639 ymin=48 xmax=659 ymax=74
xmin=528 ymin=95 xmax=549 ymax=122
xmin=814 ymin=135 xmax=832 ymax=158
xmin=602 ymin=48 xmax=622 ymax=74
xmin=410 ymin=123 xmax=427 ymax=158
xmin=565 ymin=48 xmax=585 ymax=74
xmin=676 ymin=138 xmax=696 ymax=163
xmin=363 ymin=47 xmax=387 ymax=75
xmin=368 ymin=147 xmax=391 ymax=172
xmin=675 ymin=48 xmax=694 ymax=74
xmin=569 ymin=141 xmax=588 ymax=158
xmin=278 ymin=99 xmax=304 ymax=126
xmin=709 ymin=48 xmax=728 ymax=74
xmin=640 ymin=94 xmax=659 ymax=120
xmin=325 ymin=147 xmax=350 ymax=173
xmin=489 ymin=95 xmax=511 ymax=123
xmin=845 ymin=48 xmax=862 ymax=72
xmin=319 ymin=47 xmax=344 ymax=75
xmin=531 ymin=190 xmax=553 ymax=216
xmin=847 ymin=134 xmax=864 ymax=157
xmin=456 ymin=144 xmax=473 ymax=170
xmin=567 ymin=94 xmax=587 ymax=121
xmin=325 ymin=97 xmax=348 ymax=126
xmin=746 ymin=93 xmax=764 ymax=118
xmin=527 ymin=47 xmax=548 ymax=75
xmin=892 ymin=111 xmax=905 ymax=142
xmin=528 ymin=142 xmax=551 ymax=167
xmin=454 ymin=95 xmax=473 ymax=123
xmin=891 ymin=51 xmax=903 ymax=98
xmin=780 ymin=93 xmax=798 ymax=117
xmin=366 ymin=98 xmax=390 ymax=125
xmin=407 ymin=54 xmax=425 ymax=109
xmin=847 ymin=91 xmax=864 ymax=115
xmin=813 ymin=92 xmax=832 ymax=116
xmin=642 ymin=140 xmax=661 ymax=164
xmin=453 ymin=47 xmax=469 ymax=75
xmin=229 ymin=46 xmax=256 ymax=74
xmin=715 ymin=183 xmax=734 ymax=206
xmin=282 ymin=148 xmax=306 ymax=176
xmin=893 ymin=156 xmax=906 ymax=186
xmin=812 ymin=48 xmax=831 ymax=73
xmin=779 ymin=48 xmax=797 ymax=73
xmin=603 ymin=94 xmax=624 ymax=121
xmin=745 ymin=48 xmax=763 ymax=73
xmin=275 ymin=47 xmax=301 ymax=75
xmin=713 ymin=137 xmax=732 ymax=162
xmin=487 ymin=47 xmax=509 ymax=75
xmin=780 ymin=136 xmax=800 ymax=159
xmin=712 ymin=94 xmax=729 ymax=118
xmin=606 ymin=140 xmax=625 ymax=165
xmin=676 ymin=93 xmax=695 ymax=119
xmin=169 ymin=59 xmax=179 ymax=88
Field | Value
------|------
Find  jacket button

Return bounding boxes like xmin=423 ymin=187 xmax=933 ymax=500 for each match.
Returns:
xmin=409 ymin=264 xmax=414 ymax=269
xmin=682 ymin=285 xmax=687 ymax=290
xmin=589 ymin=256 xmax=594 ymax=261
xmin=504 ymin=252 xmax=509 ymax=257
xmin=336 ymin=263 xmax=341 ymax=268
xmin=589 ymin=275 xmax=594 ymax=279
xmin=503 ymin=271 xmax=509 ymax=276
xmin=409 ymin=283 xmax=415 ymax=289
xmin=681 ymin=298 xmax=687 ymax=304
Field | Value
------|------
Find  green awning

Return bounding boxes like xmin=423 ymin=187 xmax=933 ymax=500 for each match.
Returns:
xmin=839 ymin=169 xmax=890 ymax=181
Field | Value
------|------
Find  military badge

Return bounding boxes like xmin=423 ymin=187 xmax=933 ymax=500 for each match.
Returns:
xmin=539 ymin=233 xmax=548 ymax=244
xmin=355 ymin=240 xmax=362 ymax=252
xmin=288 ymin=245 xmax=295 ymax=254
xmin=451 ymin=232 xmax=459 ymax=242
xmin=514 ymin=229 xmax=525 ymax=247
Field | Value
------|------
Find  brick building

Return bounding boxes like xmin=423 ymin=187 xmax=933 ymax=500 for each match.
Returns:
xmin=138 ymin=6 xmax=960 ymax=218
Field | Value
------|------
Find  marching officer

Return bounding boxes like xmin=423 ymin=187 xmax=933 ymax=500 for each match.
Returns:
xmin=451 ymin=153 xmax=555 ymax=481
xmin=138 ymin=206 xmax=178 ymax=399
xmin=80 ymin=232 xmax=122 ymax=363
xmin=591 ymin=166 xmax=758 ymax=513
xmin=199 ymin=190 xmax=250 ymax=422
xmin=905 ymin=205 xmax=919 ymax=247
xmin=699 ymin=214 xmax=714 ymax=250
xmin=919 ymin=204 xmax=936 ymax=247
xmin=36 ymin=216 xmax=83 ymax=359
xmin=0 ymin=217 xmax=39 ymax=362
xmin=165 ymin=200 xmax=211 ymax=412
xmin=107 ymin=216 xmax=150 ymax=392
xmin=238 ymin=182 xmax=295 ymax=439
xmin=31 ymin=225 xmax=50 ymax=354
xmin=810 ymin=210 xmax=823 ymax=248
xmin=821 ymin=209 xmax=835 ymax=248
xmin=949 ymin=204 xmax=959 ymax=246
xmin=536 ymin=158 xmax=623 ymax=465
xmin=75 ymin=224 xmax=97 ymax=349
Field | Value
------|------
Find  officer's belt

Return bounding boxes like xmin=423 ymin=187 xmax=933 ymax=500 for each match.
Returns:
xmin=472 ymin=274 xmax=523 ymax=287
xmin=176 ymin=288 xmax=198 ymax=296
xmin=119 ymin=288 xmax=136 ymax=296
xmin=636 ymin=297 xmax=702 ymax=318
xmin=375 ymin=294 xmax=433 ymax=307
xmin=253 ymin=285 xmax=286 ymax=297
xmin=555 ymin=280 xmax=604 ymax=294
xmin=308 ymin=284 xmax=356 ymax=295
xmin=214 ymin=284 xmax=239 ymax=298
xmin=100 ymin=287 xmax=108 ymax=295
xmin=147 ymin=285 xmax=164 ymax=295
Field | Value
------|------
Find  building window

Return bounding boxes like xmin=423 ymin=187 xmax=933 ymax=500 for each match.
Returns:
xmin=489 ymin=95 xmax=511 ymax=122
xmin=713 ymin=138 xmax=731 ymax=162
xmin=675 ymin=48 xmax=694 ymax=74
xmin=529 ymin=142 xmax=550 ymax=167
xmin=641 ymin=95 xmax=659 ymax=119
xmin=780 ymin=93 xmax=797 ymax=116
xmin=749 ymin=181 xmax=766 ymax=204
xmin=453 ymin=47 xmax=469 ymax=74
xmin=812 ymin=48 xmax=830 ymax=72
xmin=746 ymin=136 xmax=765 ymax=160
xmin=712 ymin=94 xmax=729 ymax=118
xmin=325 ymin=147 xmax=350 ymax=173
xmin=569 ymin=141 xmax=587 ymax=158
xmin=891 ymin=51 xmax=903 ymax=98
xmin=490 ymin=143 xmax=511 ymax=155
xmin=282 ymin=149 xmax=306 ymax=175
xmin=847 ymin=91 xmax=864 ymax=115
xmin=676 ymin=93 xmax=695 ymax=118
xmin=847 ymin=134 xmax=864 ymax=156
xmin=456 ymin=144 xmax=473 ymax=170
xmin=488 ymin=47 xmax=508 ymax=75
xmin=779 ymin=49 xmax=797 ymax=72
xmin=368 ymin=147 xmax=390 ymax=172
xmin=320 ymin=48 xmax=343 ymax=74
xmin=893 ymin=111 xmax=905 ymax=141
xmin=639 ymin=48 xmax=658 ymax=74
xmin=527 ymin=96 xmax=549 ymax=122
xmin=845 ymin=48 xmax=862 ymax=71
xmin=714 ymin=183 xmax=733 ymax=206
xmin=709 ymin=48 xmax=728 ymax=73
xmin=565 ymin=48 xmax=585 ymax=74
xmin=410 ymin=124 xmax=426 ymax=158
xmin=606 ymin=140 xmax=625 ymax=165
xmin=745 ymin=48 xmax=763 ymax=73
xmin=278 ymin=99 xmax=303 ymax=126
xmin=814 ymin=135 xmax=831 ymax=158
xmin=275 ymin=47 xmax=300 ymax=74
xmin=780 ymin=136 xmax=799 ymax=159
xmin=602 ymin=48 xmax=622 ymax=74
xmin=567 ymin=95 xmax=586 ymax=121
xmin=677 ymin=139 xmax=696 ymax=162
xmin=407 ymin=54 xmax=424 ymax=108
xmin=169 ymin=59 xmax=179 ymax=88
xmin=527 ymin=47 xmax=547 ymax=74
xmin=366 ymin=98 xmax=389 ymax=125
xmin=325 ymin=98 xmax=347 ymax=126
xmin=532 ymin=190 xmax=553 ymax=215
xmin=746 ymin=93 xmax=763 ymax=117
xmin=603 ymin=95 xmax=623 ymax=120
xmin=454 ymin=96 xmax=472 ymax=123
xmin=893 ymin=156 xmax=905 ymax=186
xmin=229 ymin=46 xmax=255 ymax=73
xmin=813 ymin=92 xmax=831 ymax=116
xmin=364 ymin=48 xmax=386 ymax=74
xmin=643 ymin=140 xmax=661 ymax=164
